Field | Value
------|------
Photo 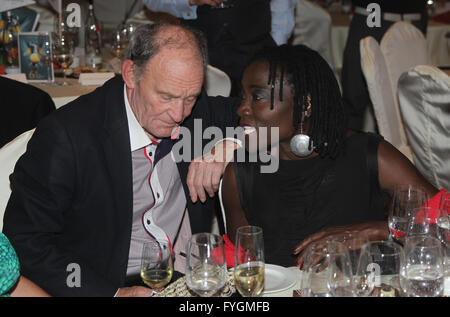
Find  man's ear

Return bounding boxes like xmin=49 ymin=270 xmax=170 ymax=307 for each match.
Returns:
xmin=121 ymin=59 xmax=137 ymax=89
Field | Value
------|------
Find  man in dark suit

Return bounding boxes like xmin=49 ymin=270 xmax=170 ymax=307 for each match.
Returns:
xmin=0 ymin=76 xmax=55 ymax=148
xmin=3 ymin=22 xmax=240 ymax=296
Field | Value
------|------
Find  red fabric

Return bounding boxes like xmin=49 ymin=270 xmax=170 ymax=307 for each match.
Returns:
xmin=223 ymin=234 xmax=236 ymax=268
xmin=433 ymin=11 xmax=450 ymax=24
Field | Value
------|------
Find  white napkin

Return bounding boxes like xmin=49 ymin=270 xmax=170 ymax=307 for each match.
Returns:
xmin=78 ymin=72 xmax=115 ymax=86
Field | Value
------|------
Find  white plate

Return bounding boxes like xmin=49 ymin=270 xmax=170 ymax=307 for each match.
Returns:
xmin=263 ymin=264 xmax=297 ymax=294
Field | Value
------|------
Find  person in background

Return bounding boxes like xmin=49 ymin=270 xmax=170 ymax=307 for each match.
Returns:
xmin=1 ymin=233 xmax=50 ymax=297
xmin=221 ymin=44 xmax=439 ymax=268
xmin=341 ymin=0 xmax=428 ymax=131
xmin=143 ymin=0 xmax=296 ymax=95
xmin=0 ymin=76 xmax=55 ymax=148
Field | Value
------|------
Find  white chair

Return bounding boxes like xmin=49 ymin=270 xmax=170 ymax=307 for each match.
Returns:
xmin=360 ymin=36 xmax=414 ymax=162
xmin=205 ymin=65 xmax=232 ymax=97
xmin=398 ymin=65 xmax=450 ymax=191
xmin=381 ymin=21 xmax=429 ymax=106
xmin=292 ymin=0 xmax=334 ymax=70
xmin=0 ymin=129 xmax=35 ymax=231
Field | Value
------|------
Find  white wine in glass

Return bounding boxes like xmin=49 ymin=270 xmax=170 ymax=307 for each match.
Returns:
xmin=234 ymin=261 xmax=265 ymax=297
xmin=140 ymin=240 xmax=173 ymax=290
xmin=234 ymin=226 xmax=265 ymax=297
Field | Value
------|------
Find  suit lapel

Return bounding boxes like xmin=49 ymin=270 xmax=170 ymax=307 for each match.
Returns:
xmin=100 ymin=77 xmax=133 ymax=280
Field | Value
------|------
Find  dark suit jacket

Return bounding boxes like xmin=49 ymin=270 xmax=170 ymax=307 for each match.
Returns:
xmin=0 ymin=76 xmax=55 ymax=148
xmin=2 ymin=76 xmax=239 ymax=296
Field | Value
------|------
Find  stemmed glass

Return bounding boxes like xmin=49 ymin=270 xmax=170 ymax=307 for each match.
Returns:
xmin=440 ymin=192 xmax=450 ymax=212
xmin=301 ymin=241 xmax=354 ymax=297
xmin=406 ymin=207 xmax=448 ymax=239
xmin=400 ymin=236 xmax=445 ymax=297
xmin=140 ymin=239 xmax=173 ymax=291
xmin=234 ymin=226 xmax=265 ymax=297
xmin=185 ymin=233 xmax=228 ymax=297
xmin=388 ymin=184 xmax=428 ymax=243
xmin=354 ymin=241 xmax=403 ymax=297
xmin=53 ymin=20 xmax=74 ymax=86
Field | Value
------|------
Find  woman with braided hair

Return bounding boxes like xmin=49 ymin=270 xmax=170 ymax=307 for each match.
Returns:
xmin=221 ymin=44 xmax=441 ymax=267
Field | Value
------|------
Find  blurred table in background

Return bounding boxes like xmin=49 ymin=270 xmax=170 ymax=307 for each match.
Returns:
xmin=330 ymin=12 xmax=450 ymax=69
xmin=30 ymin=78 xmax=101 ymax=109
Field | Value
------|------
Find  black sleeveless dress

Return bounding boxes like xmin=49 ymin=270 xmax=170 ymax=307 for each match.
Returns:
xmin=233 ymin=132 xmax=386 ymax=267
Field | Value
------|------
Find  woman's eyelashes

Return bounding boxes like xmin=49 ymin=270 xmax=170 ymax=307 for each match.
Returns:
xmin=241 ymin=89 xmax=268 ymax=102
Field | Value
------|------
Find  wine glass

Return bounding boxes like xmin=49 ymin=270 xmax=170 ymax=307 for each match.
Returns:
xmin=400 ymin=236 xmax=445 ymax=297
xmin=53 ymin=22 xmax=74 ymax=86
xmin=140 ymin=239 xmax=173 ymax=291
xmin=234 ymin=226 xmax=265 ymax=297
xmin=406 ymin=207 xmax=448 ymax=239
xmin=185 ymin=233 xmax=228 ymax=297
xmin=330 ymin=232 xmax=369 ymax=275
xmin=301 ymin=241 xmax=354 ymax=297
xmin=388 ymin=184 xmax=428 ymax=243
xmin=354 ymin=241 xmax=403 ymax=297
xmin=440 ymin=192 xmax=450 ymax=212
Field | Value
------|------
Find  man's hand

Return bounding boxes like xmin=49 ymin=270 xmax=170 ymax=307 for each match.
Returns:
xmin=187 ymin=140 xmax=239 ymax=203
xmin=116 ymin=286 xmax=154 ymax=297
xmin=189 ymin=0 xmax=224 ymax=7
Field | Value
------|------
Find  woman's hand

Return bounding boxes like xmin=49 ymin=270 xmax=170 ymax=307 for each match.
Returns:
xmin=292 ymin=221 xmax=389 ymax=268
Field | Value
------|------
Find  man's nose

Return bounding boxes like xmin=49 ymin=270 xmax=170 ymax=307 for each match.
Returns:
xmin=169 ymin=100 xmax=185 ymax=123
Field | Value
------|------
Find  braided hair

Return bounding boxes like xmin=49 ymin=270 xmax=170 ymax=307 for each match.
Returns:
xmin=249 ymin=44 xmax=347 ymax=158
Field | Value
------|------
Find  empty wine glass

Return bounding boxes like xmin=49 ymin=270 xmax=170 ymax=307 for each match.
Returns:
xmin=330 ymin=232 xmax=369 ymax=275
xmin=185 ymin=233 xmax=227 ymax=297
xmin=234 ymin=226 xmax=265 ymax=297
xmin=140 ymin=239 xmax=173 ymax=291
xmin=440 ymin=192 xmax=450 ymax=212
xmin=406 ymin=207 xmax=448 ymax=239
xmin=400 ymin=236 xmax=445 ymax=297
xmin=355 ymin=241 xmax=402 ymax=297
xmin=301 ymin=241 xmax=354 ymax=297
xmin=388 ymin=184 xmax=428 ymax=242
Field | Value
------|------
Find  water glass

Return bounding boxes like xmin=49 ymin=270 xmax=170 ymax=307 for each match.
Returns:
xmin=388 ymin=184 xmax=428 ymax=241
xmin=185 ymin=233 xmax=227 ymax=297
xmin=355 ymin=241 xmax=403 ymax=297
xmin=301 ymin=241 xmax=354 ymax=297
xmin=400 ymin=236 xmax=445 ymax=297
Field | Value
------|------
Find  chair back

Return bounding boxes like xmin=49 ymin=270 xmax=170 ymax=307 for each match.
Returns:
xmin=398 ymin=65 xmax=450 ymax=190
xmin=381 ymin=21 xmax=429 ymax=104
xmin=0 ymin=129 xmax=35 ymax=231
xmin=292 ymin=0 xmax=334 ymax=69
xmin=205 ymin=65 xmax=232 ymax=97
xmin=360 ymin=36 xmax=414 ymax=162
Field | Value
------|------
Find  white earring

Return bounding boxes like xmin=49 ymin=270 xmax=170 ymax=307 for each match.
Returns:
xmin=290 ymin=99 xmax=313 ymax=157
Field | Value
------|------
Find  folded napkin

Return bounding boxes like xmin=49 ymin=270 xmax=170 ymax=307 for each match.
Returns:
xmin=78 ymin=72 xmax=115 ymax=86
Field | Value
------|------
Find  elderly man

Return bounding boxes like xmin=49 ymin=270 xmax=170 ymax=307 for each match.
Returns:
xmin=3 ymin=22 xmax=240 ymax=296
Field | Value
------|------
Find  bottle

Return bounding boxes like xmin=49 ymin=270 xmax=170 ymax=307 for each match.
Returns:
xmin=84 ymin=0 xmax=102 ymax=69
xmin=3 ymin=11 xmax=20 ymax=74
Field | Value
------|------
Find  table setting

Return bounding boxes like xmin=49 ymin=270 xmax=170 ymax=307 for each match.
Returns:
xmin=140 ymin=189 xmax=449 ymax=298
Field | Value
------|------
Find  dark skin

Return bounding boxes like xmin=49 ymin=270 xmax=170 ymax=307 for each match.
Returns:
xmin=222 ymin=60 xmax=438 ymax=267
